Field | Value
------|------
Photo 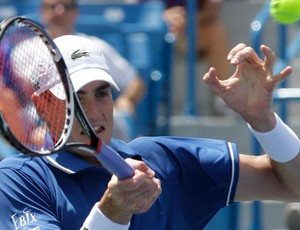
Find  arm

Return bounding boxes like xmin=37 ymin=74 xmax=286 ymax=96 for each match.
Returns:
xmin=162 ymin=0 xmax=221 ymax=37
xmin=235 ymin=154 xmax=300 ymax=201
xmin=163 ymin=6 xmax=186 ymax=37
xmin=114 ymin=76 xmax=145 ymax=113
xmin=203 ymin=43 xmax=300 ymax=201
xmin=198 ymin=0 xmax=221 ymax=25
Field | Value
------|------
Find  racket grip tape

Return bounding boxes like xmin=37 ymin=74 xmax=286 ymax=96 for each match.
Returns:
xmin=96 ymin=144 xmax=135 ymax=179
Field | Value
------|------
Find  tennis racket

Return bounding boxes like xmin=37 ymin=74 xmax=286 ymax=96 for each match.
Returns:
xmin=0 ymin=16 xmax=134 ymax=179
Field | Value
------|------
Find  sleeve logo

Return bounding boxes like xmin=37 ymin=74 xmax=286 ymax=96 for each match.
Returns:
xmin=11 ymin=208 xmax=39 ymax=230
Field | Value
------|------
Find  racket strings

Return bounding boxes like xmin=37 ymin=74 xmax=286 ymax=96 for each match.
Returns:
xmin=0 ymin=20 xmax=67 ymax=152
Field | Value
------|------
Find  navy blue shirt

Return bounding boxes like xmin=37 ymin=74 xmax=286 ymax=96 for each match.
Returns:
xmin=0 ymin=136 xmax=238 ymax=229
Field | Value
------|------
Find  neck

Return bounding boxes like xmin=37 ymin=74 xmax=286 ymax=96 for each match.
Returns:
xmin=47 ymin=28 xmax=75 ymax=39
xmin=70 ymin=147 xmax=103 ymax=166
xmin=78 ymin=154 xmax=102 ymax=166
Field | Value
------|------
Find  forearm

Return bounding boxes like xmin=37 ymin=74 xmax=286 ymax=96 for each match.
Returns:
xmin=198 ymin=1 xmax=220 ymax=24
xmin=249 ymin=113 xmax=300 ymax=196
xmin=270 ymin=156 xmax=300 ymax=198
xmin=115 ymin=77 xmax=145 ymax=111
xmin=122 ymin=77 xmax=145 ymax=104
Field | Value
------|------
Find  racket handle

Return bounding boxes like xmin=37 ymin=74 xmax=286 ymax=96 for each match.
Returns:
xmin=96 ymin=143 xmax=135 ymax=179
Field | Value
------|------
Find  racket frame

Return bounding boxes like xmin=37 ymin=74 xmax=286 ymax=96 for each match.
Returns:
xmin=0 ymin=17 xmax=102 ymax=155
xmin=0 ymin=16 xmax=74 ymax=155
xmin=0 ymin=17 xmax=134 ymax=179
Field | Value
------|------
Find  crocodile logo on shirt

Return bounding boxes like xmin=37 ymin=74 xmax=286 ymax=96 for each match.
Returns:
xmin=71 ymin=49 xmax=89 ymax=60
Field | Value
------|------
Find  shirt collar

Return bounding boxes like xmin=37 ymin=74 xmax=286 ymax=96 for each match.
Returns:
xmin=44 ymin=138 xmax=136 ymax=174
xmin=45 ymin=151 xmax=95 ymax=174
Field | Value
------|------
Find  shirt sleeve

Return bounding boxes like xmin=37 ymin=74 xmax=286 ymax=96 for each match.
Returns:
xmin=0 ymin=166 xmax=61 ymax=229
xmin=126 ymin=136 xmax=239 ymax=223
xmin=81 ymin=202 xmax=130 ymax=230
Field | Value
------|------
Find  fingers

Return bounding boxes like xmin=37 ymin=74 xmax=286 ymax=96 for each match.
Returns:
xmin=125 ymin=177 xmax=161 ymax=213
xmin=260 ymin=44 xmax=293 ymax=82
xmin=109 ymin=169 xmax=154 ymax=193
xmin=125 ymin=158 xmax=155 ymax=178
xmin=227 ymin=43 xmax=247 ymax=64
xmin=203 ymin=67 xmax=224 ymax=96
xmin=227 ymin=43 xmax=292 ymax=81
xmin=106 ymin=159 xmax=162 ymax=214
xmin=275 ymin=66 xmax=293 ymax=82
xmin=228 ymin=43 xmax=263 ymax=66
xmin=107 ymin=172 xmax=162 ymax=214
xmin=260 ymin=44 xmax=275 ymax=71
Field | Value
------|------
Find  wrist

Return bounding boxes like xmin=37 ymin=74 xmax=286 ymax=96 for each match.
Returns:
xmin=99 ymin=191 xmax=132 ymax=225
xmin=244 ymin=111 xmax=276 ymax=132
xmin=248 ymin=113 xmax=300 ymax=162
xmin=81 ymin=202 xmax=130 ymax=230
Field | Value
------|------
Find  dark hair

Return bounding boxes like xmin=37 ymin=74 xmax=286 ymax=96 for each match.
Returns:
xmin=165 ymin=0 xmax=207 ymax=10
xmin=42 ymin=0 xmax=78 ymax=9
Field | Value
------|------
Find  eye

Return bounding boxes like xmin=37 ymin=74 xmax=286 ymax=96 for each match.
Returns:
xmin=95 ymin=88 xmax=109 ymax=98
xmin=77 ymin=95 xmax=84 ymax=103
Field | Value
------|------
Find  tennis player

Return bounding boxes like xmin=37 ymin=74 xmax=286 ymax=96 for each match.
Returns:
xmin=0 ymin=35 xmax=299 ymax=230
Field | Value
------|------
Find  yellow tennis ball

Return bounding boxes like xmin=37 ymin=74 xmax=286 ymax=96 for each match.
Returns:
xmin=270 ymin=0 xmax=300 ymax=24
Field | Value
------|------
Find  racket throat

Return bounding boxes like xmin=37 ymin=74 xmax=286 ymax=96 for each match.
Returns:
xmin=92 ymin=139 xmax=102 ymax=153
xmin=86 ymin=132 xmax=102 ymax=153
xmin=97 ymin=141 xmax=102 ymax=153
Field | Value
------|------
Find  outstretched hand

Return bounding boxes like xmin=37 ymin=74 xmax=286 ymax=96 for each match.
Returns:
xmin=203 ymin=43 xmax=293 ymax=130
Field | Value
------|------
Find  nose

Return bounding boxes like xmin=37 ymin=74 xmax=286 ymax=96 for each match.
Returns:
xmin=53 ymin=4 xmax=67 ymax=15
xmin=83 ymin=98 xmax=102 ymax=122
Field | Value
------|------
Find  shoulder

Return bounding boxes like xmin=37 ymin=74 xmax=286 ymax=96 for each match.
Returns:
xmin=0 ymin=154 xmax=53 ymax=185
xmin=112 ymin=136 xmax=239 ymax=178
xmin=128 ymin=136 xmax=236 ymax=158
xmin=0 ymin=154 xmax=59 ymax=200
xmin=0 ymin=138 xmax=18 ymax=160
xmin=1 ymin=153 xmax=46 ymax=169
xmin=0 ymin=155 xmax=62 ymax=228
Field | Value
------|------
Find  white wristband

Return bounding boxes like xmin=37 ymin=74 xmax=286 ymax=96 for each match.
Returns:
xmin=248 ymin=113 xmax=300 ymax=162
xmin=81 ymin=202 xmax=130 ymax=230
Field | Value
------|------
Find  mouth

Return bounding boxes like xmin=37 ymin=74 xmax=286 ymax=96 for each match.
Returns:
xmin=94 ymin=125 xmax=105 ymax=135
xmin=80 ymin=125 xmax=105 ymax=136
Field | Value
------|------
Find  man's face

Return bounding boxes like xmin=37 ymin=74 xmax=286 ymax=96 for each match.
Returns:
xmin=69 ymin=81 xmax=114 ymax=146
xmin=33 ymin=80 xmax=114 ymax=160
xmin=41 ymin=0 xmax=78 ymax=38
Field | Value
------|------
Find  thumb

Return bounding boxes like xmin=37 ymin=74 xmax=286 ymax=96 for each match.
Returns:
xmin=203 ymin=67 xmax=223 ymax=95
xmin=125 ymin=158 xmax=155 ymax=178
